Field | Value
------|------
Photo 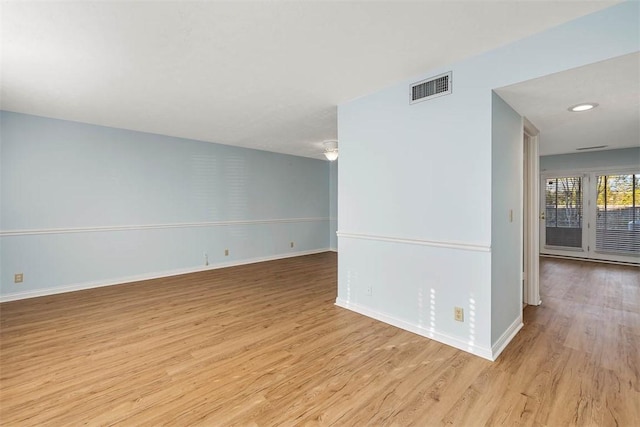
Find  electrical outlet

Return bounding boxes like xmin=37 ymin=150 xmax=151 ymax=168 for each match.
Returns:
xmin=454 ymin=307 xmax=464 ymax=322
xmin=204 ymin=253 xmax=209 ymax=266
xmin=290 ymin=241 xmax=294 ymax=248
xmin=365 ymin=283 xmax=372 ymax=296
xmin=224 ymin=249 xmax=229 ymax=256
xmin=14 ymin=273 xmax=23 ymax=284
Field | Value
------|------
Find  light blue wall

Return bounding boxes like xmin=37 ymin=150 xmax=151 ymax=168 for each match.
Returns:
xmin=491 ymin=93 xmax=523 ymax=343
xmin=0 ymin=111 xmax=331 ymax=300
xmin=337 ymin=2 xmax=639 ymax=359
xmin=540 ymin=147 xmax=640 ymax=172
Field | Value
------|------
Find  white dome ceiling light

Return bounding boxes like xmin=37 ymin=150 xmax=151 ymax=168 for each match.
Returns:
xmin=323 ymin=140 xmax=338 ymax=161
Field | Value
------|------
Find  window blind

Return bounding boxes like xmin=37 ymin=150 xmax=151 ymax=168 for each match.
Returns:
xmin=596 ymin=173 xmax=640 ymax=255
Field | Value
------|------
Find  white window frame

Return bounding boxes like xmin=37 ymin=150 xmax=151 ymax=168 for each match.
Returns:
xmin=541 ymin=166 xmax=640 ymax=264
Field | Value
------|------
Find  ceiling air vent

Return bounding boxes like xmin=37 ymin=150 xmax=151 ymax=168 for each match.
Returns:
xmin=576 ymin=145 xmax=608 ymax=151
xmin=410 ymin=71 xmax=452 ymax=104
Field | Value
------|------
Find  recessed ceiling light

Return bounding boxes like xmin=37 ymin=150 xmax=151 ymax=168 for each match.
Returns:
xmin=569 ymin=103 xmax=598 ymax=112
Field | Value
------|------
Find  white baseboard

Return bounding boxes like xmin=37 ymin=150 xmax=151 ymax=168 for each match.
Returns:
xmin=334 ymin=298 xmax=494 ymax=361
xmin=0 ymin=248 xmax=331 ymax=303
xmin=540 ymin=253 xmax=639 ymax=267
xmin=491 ymin=316 xmax=523 ymax=361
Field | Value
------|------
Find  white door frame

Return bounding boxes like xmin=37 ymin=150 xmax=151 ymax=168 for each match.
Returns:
xmin=523 ymin=119 xmax=541 ymax=306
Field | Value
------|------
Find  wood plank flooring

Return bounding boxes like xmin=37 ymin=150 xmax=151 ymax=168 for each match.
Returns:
xmin=1 ymin=253 xmax=638 ymax=426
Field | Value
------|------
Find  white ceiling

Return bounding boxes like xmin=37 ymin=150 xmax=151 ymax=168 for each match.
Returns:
xmin=496 ymin=52 xmax=640 ymax=156
xmin=0 ymin=1 xmax=621 ymax=159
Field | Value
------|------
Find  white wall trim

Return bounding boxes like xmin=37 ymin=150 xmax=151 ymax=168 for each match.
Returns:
xmin=0 ymin=248 xmax=330 ymax=303
xmin=523 ymin=117 xmax=540 ymax=137
xmin=524 ymin=132 xmax=541 ymax=306
xmin=0 ymin=217 xmax=330 ymax=237
xmin=335 ymin=298 xmax=494 ymax=361
xmin=491 ymin=316 xmax=523 ymax=361
xmin=336 ymin=231 xmax=491 ymax=252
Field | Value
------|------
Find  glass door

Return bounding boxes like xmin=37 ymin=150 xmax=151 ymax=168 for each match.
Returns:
xmin=542 ymin=176 xmax=584 ymax=251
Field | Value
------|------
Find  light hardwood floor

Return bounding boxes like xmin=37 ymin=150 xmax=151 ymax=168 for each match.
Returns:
xmin=1 ymin=253 xmax=638 ymax=426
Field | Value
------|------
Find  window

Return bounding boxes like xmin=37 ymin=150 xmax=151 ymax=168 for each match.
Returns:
xmin=596 ymin=173 xmax=640 ymax=255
